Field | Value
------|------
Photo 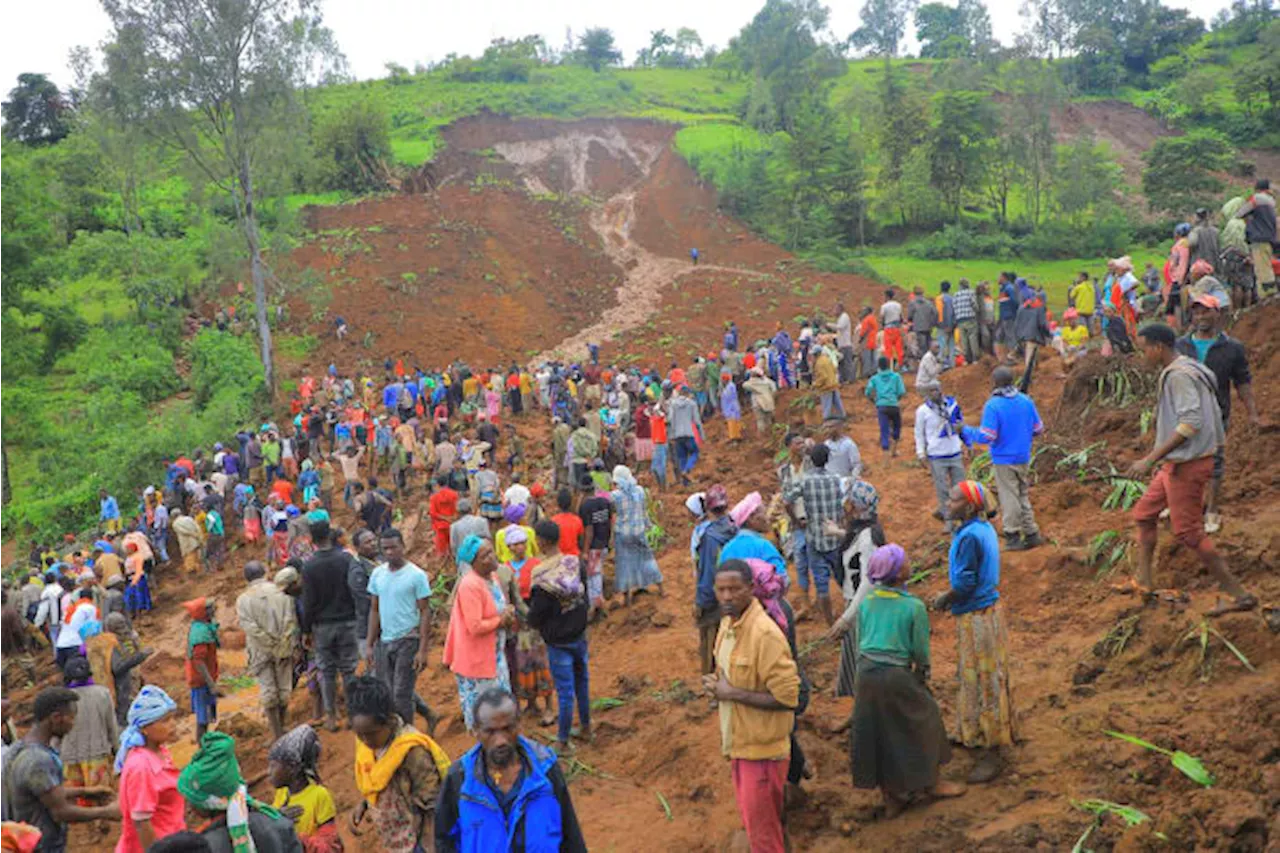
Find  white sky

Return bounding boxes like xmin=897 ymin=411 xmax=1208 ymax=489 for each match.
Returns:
xmin=0 ymin=0 xmax=1234 ymax=91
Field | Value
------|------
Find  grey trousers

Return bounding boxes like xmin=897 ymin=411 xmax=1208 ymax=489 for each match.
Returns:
xmin=838 ymin=346 xmax=856 ymax=383
xmin=929 ymin=456 xmax=966 ymax=526
xmin=958 ymin=320 xmax=980 ymax=364
xmin=993 ymin=463 xmax=1039 ymax=536
xmin=313 ymin=620 xmax=358 ymax=716
xmin=376 ymin=634 xmax=432 ymax=726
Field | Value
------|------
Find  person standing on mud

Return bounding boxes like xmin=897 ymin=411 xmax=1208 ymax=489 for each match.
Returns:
xmin=690 ymin=247 xmax=700 ymax=266
xmin=1174 ymin=295 xmax=1260 ymax=534
xmin=791 ymin=444 xmax=844 ymax=626
xmin=301 ymin=518 xmax=359 ymax=732
xmin=976 ymin=367 xmax=1044 ymax=551
xmin=668 ymin=386 xmax=703 ymax=487
xmin=1126 ymin=324 xmax=1257 ymax=615
xmin=915 ymin=381 xmax=967 ymax=531
xmin=704 ymin=559 xmax=800 ymax=853
xmin=236 ymin=561 xmax=298 ymax=741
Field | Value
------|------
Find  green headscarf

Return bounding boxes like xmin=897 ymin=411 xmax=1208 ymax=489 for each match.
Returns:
xmin=178 ymin=732 xmax=279 ymax=853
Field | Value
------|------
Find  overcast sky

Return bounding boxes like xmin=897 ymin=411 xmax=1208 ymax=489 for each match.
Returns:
xmin=1 ymin=0 xmax=1233 ymax=92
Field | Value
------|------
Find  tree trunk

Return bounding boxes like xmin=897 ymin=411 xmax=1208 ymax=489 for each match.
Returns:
xmin=232 ymin=96 xmax=274 ymax=398
xmin=2 ymin=442 xmax=11 ymax=507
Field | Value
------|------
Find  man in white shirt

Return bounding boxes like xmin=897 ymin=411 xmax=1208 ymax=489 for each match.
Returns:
xmin=33 ymin=573 xmax=65 ymax=652
xmin=914 ymin=381 xmax=967 ymax=530
xmin=829 ymin=302 xmax=855 ymax=384
xmin=823 ymin=421 xmax=863 ymax=480
xmin=880 ymin=288 xmax=906 ymax=371
xmin=503 ymin=474 xmax=531 ymax=510
xmin=916 ymin=338 xmax=942 ymax=390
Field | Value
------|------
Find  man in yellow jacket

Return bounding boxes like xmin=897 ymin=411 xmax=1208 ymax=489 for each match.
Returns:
xmin=705 ymin=559 xmax=800 ymax=853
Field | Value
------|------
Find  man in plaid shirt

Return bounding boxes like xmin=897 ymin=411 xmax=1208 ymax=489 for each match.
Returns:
xmin=787 ymin=444 xmax=844 ymax=626
xmin=952 ymin=278 xmax=980 ymax=365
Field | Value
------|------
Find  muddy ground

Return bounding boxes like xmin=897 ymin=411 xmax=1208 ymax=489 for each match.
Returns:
xmin=12 ymin=118 xmax=1279 ymax=852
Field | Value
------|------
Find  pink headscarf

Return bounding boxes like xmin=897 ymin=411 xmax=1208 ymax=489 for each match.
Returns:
xmin=729 ymin=492 xmax=763 ymax=528
xmin=746 ymin=558 xmax=787 ymax=633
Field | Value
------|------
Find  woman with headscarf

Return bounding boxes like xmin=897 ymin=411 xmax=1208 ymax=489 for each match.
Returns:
xmin=104 ymin=612 xmax=152 ymax=727
xmin=720 ymin=492 xmax=787 ymax=581
xmin=472 ymin=459 xmax=503 ymax=525
xmin=178 ymin=731 xmax=301 ymax=853
xmin=746 ymin=558 xmax=812 ymax=804
xmin=720 ymin=372 xmax=743 ymax=443
xmin=115 ymin=686 xmax=184 ymax=852
xmin=268 ymin=725 xmax=342 ymax=853
xmin=504 ymin=527 xmax=557 ymax=727
xmin=285 ymin=510 xmax=314 ymax=566
xmin=610 ymin=466 xmax=665 ymax=607
xmin=493 ymin=503 xmax=539 ymax=564
xmin=297 ymin=460 xmax=321 ymax=507
xmin=932 ymin=481 xmax=1017 ymax=785
xmin=443 ymin=537 xmax=516 ymax=730
xmin=58 ymin=656 xmax=118 ymax=805
xmin=824 ymin=479 xmax=887 ymax=717
xmin=849 ymin=544 xmax=964 ymax=818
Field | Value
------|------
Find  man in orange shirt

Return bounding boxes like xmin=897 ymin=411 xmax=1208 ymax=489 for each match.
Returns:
xmin=856 ymin=307 xmax=879 ymax=379
xmin=428 ymin=475 xmax=459 ymax=557
xmin=550 ymin=489 xmax=585 ymax=557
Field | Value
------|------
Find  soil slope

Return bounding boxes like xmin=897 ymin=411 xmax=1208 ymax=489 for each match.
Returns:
xmin=17 ymin=118 xmax=1278 ymax=853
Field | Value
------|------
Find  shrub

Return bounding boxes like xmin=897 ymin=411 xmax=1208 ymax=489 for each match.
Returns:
xmin=188 ymin=329 xmax=263 ymax=409
xmin=312 ymin=100 xmax=393 ymax=194
xmin=55 ymin=327 xmax=180 ymax=403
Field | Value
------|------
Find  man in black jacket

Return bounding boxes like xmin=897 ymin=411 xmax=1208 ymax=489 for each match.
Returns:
xmin=1236 ymin=177 xmax=1277 ymax=291
xmin=1174 ymin=294 xmax=1260 ymax=534
xmin=301 ymin=517 xmax=357 ymax=731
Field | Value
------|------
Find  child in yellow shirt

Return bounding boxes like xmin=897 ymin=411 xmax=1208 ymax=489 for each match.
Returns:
xmin=269 ymin=724 xmax=343 ymax=852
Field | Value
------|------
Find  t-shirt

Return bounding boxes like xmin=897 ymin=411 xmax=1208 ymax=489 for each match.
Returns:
xmin=96 ymin=552 xmax=124 ymax=584
xmin=367 ymin=562 xmax=432 ymax=643
xmin=117 ymin=745 xmax=185 ymax=853
xmin=1061 ymin=325 xmax=1089 ymax=348
xmin=578 ymin=496 xmax=613 ymax=551
xmin=2 ymin=742 xmax=67 ymax=853
xmin=272 ymin=782 xmax=337 ymax=838
xmin=550 ymin=512 xmax=585 ymax=556
xmin=186 ymin=640 xmax=219 ymax=689
xmin=1191 ymin=337 xmax=1214 ymax=362
xmin=880 ymin=300 xmax=904 ymax=328
xmin=650 ymin=413 xmax=668 ymax=445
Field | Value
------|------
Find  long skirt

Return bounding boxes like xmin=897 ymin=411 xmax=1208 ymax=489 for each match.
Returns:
xmin=124 ymin=577 xmax=152 ymax=614
xmin=955 ymin=603 xmax=1018 ymax=748
xmin=205 ymin=534 xmax=225 ymax=567
xmin=633 ymin=437 xmax=654 ymax=463
xmin=455 ymin=653 xmax=511 ymax=730
xmin=613 ymin=534 xmax=664 ymax=593
xmin=851 ymin=661 xmax=950 ymax=793
xmin=515 ymin=627 xmax=553 ymax=702
xmin=836 ymin=626 xmax=858 ymax=698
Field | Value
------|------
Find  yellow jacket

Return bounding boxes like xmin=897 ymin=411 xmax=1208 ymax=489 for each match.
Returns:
xmin=714 ymin=599 xmax=799 ymax=761
xmin=812 ymin=348 xmax=839 ymax=393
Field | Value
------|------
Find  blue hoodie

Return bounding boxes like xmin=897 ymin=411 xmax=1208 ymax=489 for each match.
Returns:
xmin=949 ymin=516 xmax=1001 ymax=615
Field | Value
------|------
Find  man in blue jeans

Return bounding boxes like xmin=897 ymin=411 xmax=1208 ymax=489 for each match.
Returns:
xmin=526 ymin=522 xmax=592 ymax=751
xmin=789 ymin=444 xmax=844 ymax=626
xmin=668 ymin=387 xmax=702 ymax=486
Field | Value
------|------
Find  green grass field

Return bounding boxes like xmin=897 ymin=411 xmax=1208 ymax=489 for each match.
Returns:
xmin=860 ymin=253 xmax=1166 ymax=310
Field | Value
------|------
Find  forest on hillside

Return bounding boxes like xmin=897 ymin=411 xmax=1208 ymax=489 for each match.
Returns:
xmin=1 ymin=0 xmax=1278 ymax=539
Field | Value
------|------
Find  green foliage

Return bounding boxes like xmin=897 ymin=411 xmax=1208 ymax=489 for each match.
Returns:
xmin=189 ymin=329 xmax=264 ymax=409
xmin=1104 ymin=730 xmax=1215 ymax=787
xmin=312 ymin=99 xmax=393 ymax=193
xmin=1141 ymin=129 xmax=1236 ymax=213
xmin=445 ymin=37 xmax=545 ymax=83
xmin=56 ymin=328 xmax=180 ymax=403
xmin=850 ymin=0 xmax=921 ymax=58
xmin=2 ymin=73 xmax=71 ymax=145
xmin=573 ymin=28 xmax=624 ymax=72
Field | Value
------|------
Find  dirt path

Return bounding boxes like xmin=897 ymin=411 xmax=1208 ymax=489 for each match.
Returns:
xmin=488 ymin=127 xmax=775 ymax=365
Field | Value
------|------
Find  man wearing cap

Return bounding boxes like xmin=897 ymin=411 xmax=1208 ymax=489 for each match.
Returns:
xmin=694 ymin=485 xmax=736 ymax=673
xmin=235 ymin=560 xmax=297 ymax=740
xmin=1234 ymin=177 xmax=1276 ymax=291
xmin=1174 ymin=295 xmax=1260 ymax=534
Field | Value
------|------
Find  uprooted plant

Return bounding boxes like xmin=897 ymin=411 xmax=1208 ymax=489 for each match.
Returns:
xmin=1070 ymin=799 xmax=1168 ymax=852
xmin=1094 ymin=612 xmax=1141 ymax=658
xmin=1086 ymin=530 xmax=1130 ymax=580
xmin=1103 ymin=730 xmax=1215 ymax=787
xmin=1179 ymin=616 xmax=1256 ymax=681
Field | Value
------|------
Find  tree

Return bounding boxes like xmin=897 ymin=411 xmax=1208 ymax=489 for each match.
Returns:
xmin=916 ymin=0 xmax=995 ymax=57
xmin=99 ymin=0 xmax=344 ymax=396
xmin=1140 ymin=129 xmax=1235 ymax=214
xmin=1055 ymin=134 xmax=1122 ymax=222
xmin=732 ymin=0 xmax=846 ymax=132
xmin=1018 ymin=0 xmax=1076 ymax=58
xmin=2 ymin=74 xmax=72 ymax=144
xmin=926 ymin=89 xmax=994 ymax=219
xmin=671 ymin=28 xmax=706 ymax=67
xmin=850 ymin=0 xmax=920 ymax=57
xmin=576 ymin=28 xmax=623 ymax=71
xmin=1235 ymin=19 xmax=1280 ymax=122
xmin=1001 ymin=59 xmax=1063 ymax=225
xmin=635 ymin=29 xmax=674 ymax=67
xmin=313 ymin=100 xmax=392 ymax=192
xmin=871 ymin=63 xmax=928 ymax=226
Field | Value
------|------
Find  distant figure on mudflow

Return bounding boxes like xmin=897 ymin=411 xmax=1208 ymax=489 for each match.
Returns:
xmin=335 ymin=315 xmax=348 ymax=341
xmin=690 ymin=247 xmax=700 ymax=266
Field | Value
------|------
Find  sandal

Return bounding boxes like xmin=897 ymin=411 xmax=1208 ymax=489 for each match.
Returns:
xmin=1109 ymin=578 xmax=1151 ymax=597
xmin=1206 ymin=593 xmax=1258 ymax=617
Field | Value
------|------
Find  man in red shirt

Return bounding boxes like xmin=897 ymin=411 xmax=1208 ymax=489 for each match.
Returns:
xmin=550 ymin=489 xmax=585 ymax=557
xmin=428 ymin=475 xmax=459 ymax=557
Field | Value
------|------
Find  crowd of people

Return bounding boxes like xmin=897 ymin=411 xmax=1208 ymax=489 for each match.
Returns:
xmin=1 ymin=177 xmax=1272 ymax=852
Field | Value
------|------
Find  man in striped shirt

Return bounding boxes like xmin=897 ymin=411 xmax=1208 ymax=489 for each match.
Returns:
xmin=952 ymin=279 xmax=980 ymax=365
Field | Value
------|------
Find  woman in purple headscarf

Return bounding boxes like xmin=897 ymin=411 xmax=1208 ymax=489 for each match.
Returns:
xmin=494 ymin=502 xmax=539 ymax=564
xmin=847 ymin=544 xmax=966 ymax=818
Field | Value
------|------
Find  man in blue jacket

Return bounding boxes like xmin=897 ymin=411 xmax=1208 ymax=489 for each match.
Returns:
xmin=435 ymin=688 xmax=587 ymax=853
xmin=977 ymin=367 xmax=1044 ymax=551
xmin=694 ymin=485 xmax=737 ymax=674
